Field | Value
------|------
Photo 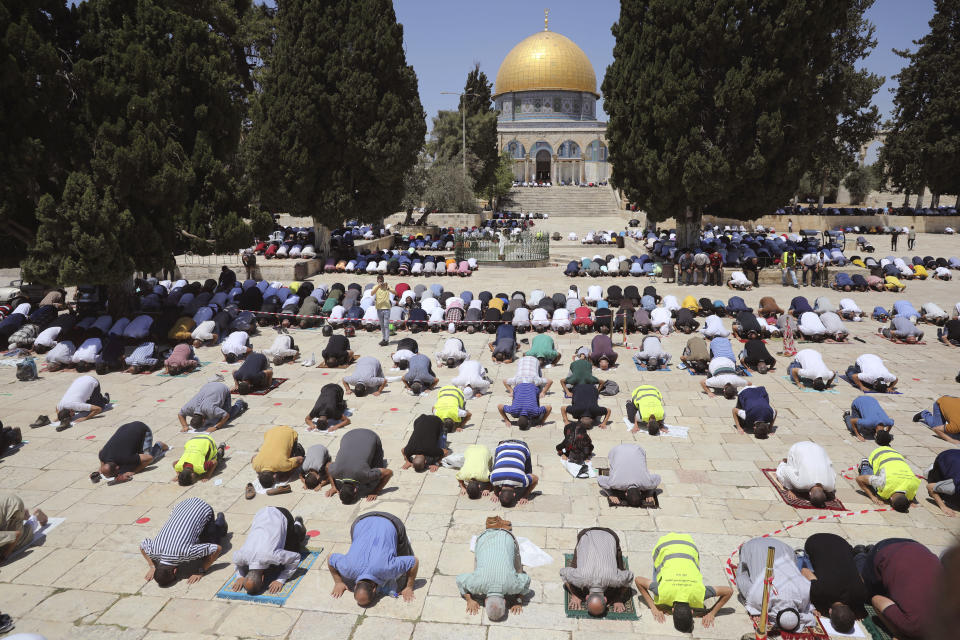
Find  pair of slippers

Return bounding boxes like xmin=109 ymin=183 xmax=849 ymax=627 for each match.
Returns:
xmin=31 ymin=414 xmax=71 ymax=432
xmin=244 ymin=483 xmax=291 ymax=499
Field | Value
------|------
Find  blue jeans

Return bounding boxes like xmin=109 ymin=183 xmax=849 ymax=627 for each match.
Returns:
xmin=919 ymin=401 xmax=945 ymax=429
xmin=782 ymin=269 xmax=797 ymax=286
xmin=378 ymin=308 xmax=390 ymax=342
xmin=795 ymin=553 xmax=813 ymax=571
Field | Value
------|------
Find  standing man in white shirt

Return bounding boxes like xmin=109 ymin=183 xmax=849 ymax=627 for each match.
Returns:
xmin=230 ymin=506 xmax=306 ymax=595
xmin=776 ymin=441 xmax=836 ymax=507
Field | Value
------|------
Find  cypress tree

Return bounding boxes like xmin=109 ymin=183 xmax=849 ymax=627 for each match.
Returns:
xmin=23 ymin=0 xmax=258 ymax=285
xmin=0 ymin=0 xmax=77 ymax=266
xmin=246 ymin=0 xmax=425 ymax=225
xmin=602 ymin=1 xmax=880 ymax=245
xmin=882 ymin=0 xmax=960 ymax=204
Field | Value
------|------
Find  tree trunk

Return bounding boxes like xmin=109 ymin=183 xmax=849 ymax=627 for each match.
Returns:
xmin=902 ymin=191 xmax=911 ymax=208
xmin=675 ymin=206 xmax=702 ymax=249
xmin=931 ymin=192 xmax=940 ymax=208
xmin=915 ymin=189 xmax=924 ymax=208
xmin=817 ymin=172 xmax=827 ymax=209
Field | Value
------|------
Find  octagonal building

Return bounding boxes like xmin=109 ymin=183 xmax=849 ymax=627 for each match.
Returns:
xmin=494 ymin=22 xmax=609 ymax=184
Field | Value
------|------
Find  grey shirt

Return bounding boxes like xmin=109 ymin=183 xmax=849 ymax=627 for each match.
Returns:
xmin=403 ymin=354 xmax=435 ymax=385
xmin=343 ymin=356 xmax=385 ymax=387
xmin=597 ymin=444 xmax=661 ymax=491
xmin=819 ymin=311 xmax=846 ymax=335
xmin=303 ymin=444 xmax=331 ymax=474
xmin=559 ymin=529 xmax=633 ymax=591
xmin=891 ymin=316 xmax=922 ymax=338
xmin=178 ymin=381 xmax=231 ymax=422
xmin=328 ymin=428 xmax=383 ymax=490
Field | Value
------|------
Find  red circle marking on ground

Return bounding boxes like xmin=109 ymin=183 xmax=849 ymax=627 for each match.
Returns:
xmin=274 ymin=402 xmax=282 ymax=406
xmin=322 ymin=372 xmax=329 ymax=375
xmin=156 ymin=399 xmax=165 ymax=402
xmin=306 ymin=530 xmax=320 ymax=537
xmin=912 ymin=378 xmax=921 ymax=381
xmin=84 ymin=435 xmax=96 ymax=440
xmin=390 ymin=408 xmax=398 ymax=411
xmin=135 ymin=517 xmax=150 ymax=524
xmin=225 ymin=445 xmax=230 ymax=449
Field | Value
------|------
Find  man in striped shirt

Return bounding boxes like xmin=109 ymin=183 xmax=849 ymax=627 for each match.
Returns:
xmin=123 ymin=341 xmax=159 ymax=374
xmin=140 ymin=497 xmax=227 ymax=586
xmin=489 ymin=440 xmax=538 ymax=508
xmin=497 ymin=382 xmax=552 ymax=430
xmin=560 ymin=528 xmax=634 ymax=616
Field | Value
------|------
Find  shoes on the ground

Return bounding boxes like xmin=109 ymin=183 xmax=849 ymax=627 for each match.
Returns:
xmin=30 ymin=415 xmax=50 ymax=428
xmin=55 ymin=420 xmax=72 ymax=432
xmin=913 ymin=412 xmax=923 ymax=423
xmin=378 ymin=340 xmax=389 ymax=346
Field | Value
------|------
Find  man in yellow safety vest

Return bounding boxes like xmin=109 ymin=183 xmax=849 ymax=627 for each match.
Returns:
xmin=855 ymin=445 xmax=920 ymax=512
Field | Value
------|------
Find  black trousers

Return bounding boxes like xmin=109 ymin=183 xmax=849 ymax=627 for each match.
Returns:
xmin=197 ymin=511 xmax=228 ymax=544
xmin=275 ymin=507 xmax=305 ymax=551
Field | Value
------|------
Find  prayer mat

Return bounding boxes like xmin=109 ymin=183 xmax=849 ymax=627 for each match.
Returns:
xmin=3 ymin=518 xmax=65 ymax=564
xmin=838 ymin=375 xmax=902 ymax=394
xmin=231 ymin=377 xmax=287 ymax=395
xmin=780 ymin=376 xmax=840 ymax=394
xmin=216 ymin=550 xmax=319 ymax=605
xmin=749 ymin=615 xmax=830 ymax=639
xmin=157 ymin=362 xmax=212 ymax=377
xmin=634 ymin=362 xmax=671 ymax=371
xmin=797 ymin=338 xmax=850 ymax=345
xmin=877 ymin=333 xmax=926 ymax=345
xmin=761 ymin=469 xmax=846 ymax=511
xmin=862 ymin=605 xmax=894 ymax=640
xmin=563 ymin=553 xmax=639 ymax=620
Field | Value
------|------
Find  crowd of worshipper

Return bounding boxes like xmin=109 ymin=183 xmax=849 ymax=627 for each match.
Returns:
xmin=511 ymin=179 xmax=609 ymax=187
xmin=3 ymin=270 xmax=959 ymax=637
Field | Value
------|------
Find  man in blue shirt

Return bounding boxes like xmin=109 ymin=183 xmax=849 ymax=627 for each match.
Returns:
xmin=926 ymin=450 xmax=960 ymax=517
xmin=489 ymin=324 xmax=517 ymax=363
xmin=709 ymin=337 xmax=736 ymax=361
xmin=328 ymin=512 xmax=418 ymax=606
xmin=498 ymin=382 xmax=551 ymax=429
xmin=843 ymin=396 xmax=894 ymax=442
xmin=489 ymin=440 xmax=539 ymax=508
xmin=732 ymin=386 xmax=775 ymax=438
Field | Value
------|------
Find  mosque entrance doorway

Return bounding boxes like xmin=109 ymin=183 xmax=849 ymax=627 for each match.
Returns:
xmin=535 ymin=149 xmax=551 ymax=182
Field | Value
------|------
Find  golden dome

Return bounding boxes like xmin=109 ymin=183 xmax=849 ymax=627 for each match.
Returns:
xmin=493 ymin=30 xmax=597 ymax=97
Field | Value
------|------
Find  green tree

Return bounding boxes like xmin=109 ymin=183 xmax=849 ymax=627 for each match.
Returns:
xmin=428 ymin=64 xmax=498 ymax=196
xmin=0 ymin=0 xmax=77 ymax=266
xmin=22 ymin=173 xmax=134 ymax=285
xmin=843 ymin=165 xmax=878 ymax=204
xmin=246 ymin=0 xmax=425 ymax=225
xmin=423 ymin=159 xmax=478 ymax=215
xmin=602 ymin=0 xmax=881 ymax=246
xmin=487 ymin=149 xmax=515 ymax=209
xmin=23 ymin=0 xmax=258 ymax=285
xmin=881 ymin=0 xmax=960 ymax=207
xmin=805 ymin=1 xmax=882 ymax=207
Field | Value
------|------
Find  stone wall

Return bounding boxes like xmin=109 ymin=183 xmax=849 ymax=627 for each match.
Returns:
xmin=651 ymin=214 xmax=960 ymax=234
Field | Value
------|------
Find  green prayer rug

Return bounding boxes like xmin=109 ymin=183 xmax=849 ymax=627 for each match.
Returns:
xmin=562 ymin=553 xmax=639 ymax=620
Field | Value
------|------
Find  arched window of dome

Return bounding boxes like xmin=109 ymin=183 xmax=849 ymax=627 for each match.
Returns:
xmin=505 ymin=141 xmax=526 ymax=159
xmin=530 ymin=141 xmax=554 ymax=157
xmin=558 ymin=141 xmax=581 ymax=158
xmin=586 ymin=140 xmax=607 ymax=162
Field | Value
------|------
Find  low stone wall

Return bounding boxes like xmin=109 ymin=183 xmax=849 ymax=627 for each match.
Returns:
xmin=655 ymin=214 xmax=960 ymax=234
xmin=177 ymin=259 xmax=323 ymax=283
xmin=385 ymin=212 xmax=490 ymax=229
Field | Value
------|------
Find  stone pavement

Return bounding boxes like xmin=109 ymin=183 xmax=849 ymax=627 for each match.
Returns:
xmin=0 ymin=229 xmax=958 ymax=639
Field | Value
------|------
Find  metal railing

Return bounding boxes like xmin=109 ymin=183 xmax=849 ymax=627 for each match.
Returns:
xmin=454 ymin=233 xmax=550 ymax=262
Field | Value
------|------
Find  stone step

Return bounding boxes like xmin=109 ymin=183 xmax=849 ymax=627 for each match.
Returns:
xmin=504 ymin=186 xmax=623 ymax=218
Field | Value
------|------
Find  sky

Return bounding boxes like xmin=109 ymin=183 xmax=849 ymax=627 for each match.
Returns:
xmin=394 ymin=0 xmax=936 ymax=136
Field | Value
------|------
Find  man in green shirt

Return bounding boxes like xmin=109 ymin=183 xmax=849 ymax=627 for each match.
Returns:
xmin=457 ymin=527 xmax=531 ymax=620
xmin=524 ymin=333 xmax=560 ymax=366
xmin=562 ymin=359 xmax=603 ymax=397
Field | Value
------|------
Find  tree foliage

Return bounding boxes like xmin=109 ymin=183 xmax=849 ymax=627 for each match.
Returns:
xmin=843 ymin=165 xmax=879 ymax=204
xmin=805 ymin=0 xmax=882 ymax=206
xmin=20 ymin=0 xmax=260 ymax=283
xmin=245 ymin=0 xmax=425 ymax=225
xmin=602 ymin=0 xmax=881 ymax=243
xmin=423 ymin=159 xmax=478 ymax=215
xmin=880 ymin=0 xmax=960 ymax=199
xmin=428 ymin=63 xmax=498 ymax=196
xmin=487 ymin=149 xmax=515 ymax=207
xmin=0 ymin=0 xmax=77 ymax=265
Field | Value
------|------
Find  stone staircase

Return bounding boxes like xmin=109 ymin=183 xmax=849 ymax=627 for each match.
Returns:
xmin=503 ymin=185 xmax=625 ymax=219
